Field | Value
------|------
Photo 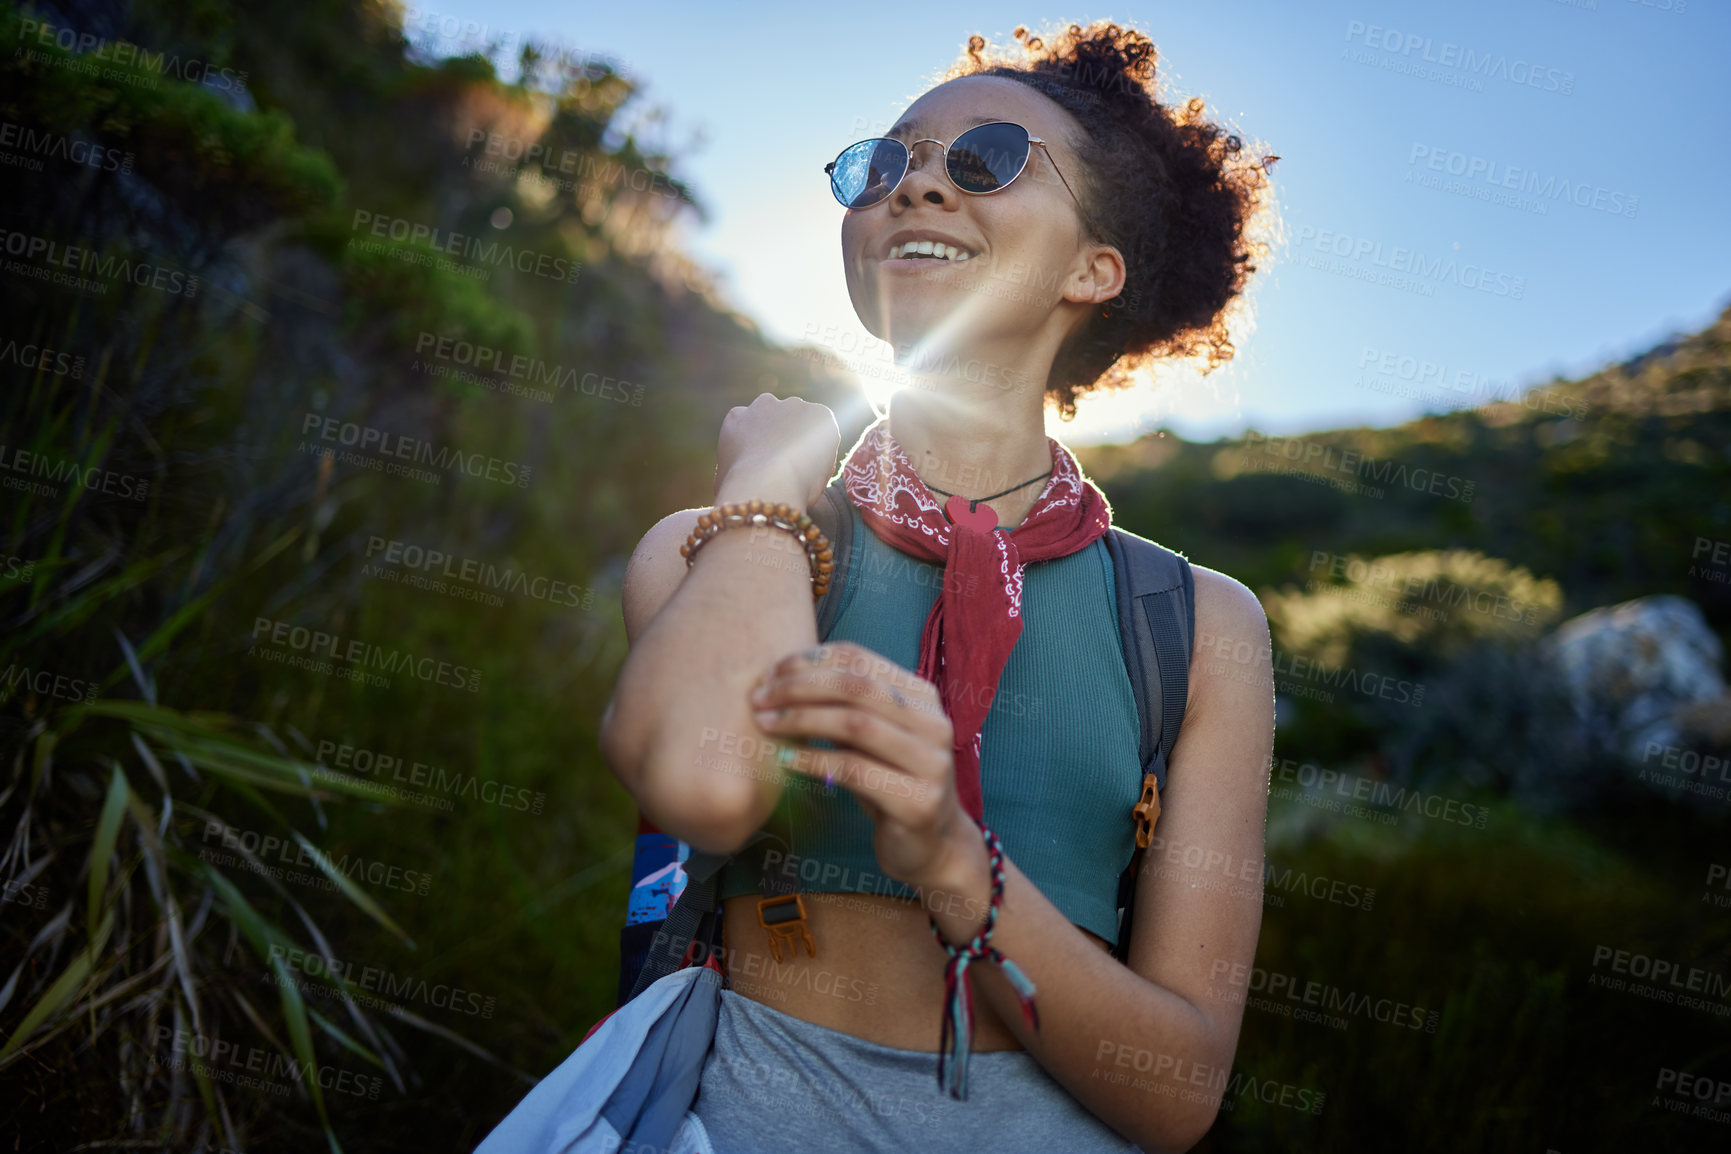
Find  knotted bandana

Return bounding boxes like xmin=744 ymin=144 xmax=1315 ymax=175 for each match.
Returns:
xmin=837 ymin=418 xmax=1112 ymax=824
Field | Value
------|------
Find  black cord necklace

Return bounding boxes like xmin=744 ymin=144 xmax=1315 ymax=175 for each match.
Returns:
xmin=924 ymin=467 xmax=1054 ymax=514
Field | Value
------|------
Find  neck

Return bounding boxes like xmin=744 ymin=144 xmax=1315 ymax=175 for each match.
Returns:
xmin=886 ymin=377 xmax=1055 ymax=528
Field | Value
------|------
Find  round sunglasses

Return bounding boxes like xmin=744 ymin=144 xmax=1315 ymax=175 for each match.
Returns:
xmin=824 ymin=121 xmax=1088 ymax=219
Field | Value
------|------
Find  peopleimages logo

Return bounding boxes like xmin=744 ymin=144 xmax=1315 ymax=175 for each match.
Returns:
xmin=0 ymin=443 xmax=150 ymax=501
xmin=1589 ymin=945 xmax=1731 ymax=1018
xmin=16 ymin=19 xmax=250 ymax=94
xmin=150 ymin=1027 xmax=381 ymax=1100
xmin=1407 ymin=145 xmax=1639 ymax=219
xmin=313 ymin=738 xmax=545 ymax=815
xmin=349 ymin=210 xmax=581 ymax=283
xmin=1266 ymin=755 xmax=1490 ymax=829
xmin=269 ymin=944 xmax=497 ymax=1018
xmin=463 ymin=130 xmax=685 ymax=200
xmin=1210 ymin=960 xmax=1441 ymax=1033
xmin=0 ymin=226 xmax=200 ymax=298
xmin=411 ymin=333 xmax=643 ymax=405
xmin=0 ymin=337 xmax=84 ymax=379
xmin=248 ymin=616 xmax=482 ymax=693
xmin=1291 ymin=225 xmax=1525 ymax=300
xmin=1306 ymin=551 xmax=1547 ymax=627
xmin=1354 ymin=346 xmax=1588 ymax=419
xmin=1 ymin=662 xmax=100 ymax=704
xmin=364 ymin=535 xmax=595 ymax=610
xmin=1342 ymin=21 xmax=1575 ymax=95
xmin=0 ymin=122 xmax=133 ymax=173
xmin=1242 ymin=431 xmax=1476 ymax=504
xmin=199 ymin=821 xmax=432 ymax=896
xmin=298 ymin=413 xmax=531 ymax=488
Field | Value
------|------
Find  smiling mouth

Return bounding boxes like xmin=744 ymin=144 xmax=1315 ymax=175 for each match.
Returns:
xmin=885 ymin=240 xmax=974 ymax=262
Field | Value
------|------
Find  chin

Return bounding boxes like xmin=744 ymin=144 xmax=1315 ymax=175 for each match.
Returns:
xmin=856 ymin=278 xmax=995 ymax=354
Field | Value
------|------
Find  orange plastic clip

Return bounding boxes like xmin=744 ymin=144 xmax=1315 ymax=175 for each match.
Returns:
xmin=1132 ymin=772 xmax=1162 ymax=848
xmin=756 ymin=893 xmax=816 ymax=962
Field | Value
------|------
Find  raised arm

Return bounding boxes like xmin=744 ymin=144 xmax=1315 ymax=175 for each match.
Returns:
xmin=599 ymin=394 xmax=841 ymax=853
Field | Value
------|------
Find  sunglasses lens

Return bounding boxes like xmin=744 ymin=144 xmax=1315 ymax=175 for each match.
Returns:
xmin=947 ymin=123 xmax=1032 ymax=193
xmin=830 ymin=139 xmax=907 ymax=209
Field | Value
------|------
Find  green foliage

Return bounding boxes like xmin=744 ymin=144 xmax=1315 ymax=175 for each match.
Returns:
xmin=1197 ymin=801 xmax=1728 ymax=1153
xmin=1265 ymin=549 xmax=1564 ymax=666
xmin=2 ymin=0 xmax=1725 ymax=1149
xmin=333 ymin=226 xmax=537 ymax=367
xmin=1086 ymin=311 xmax=1731 ymax=632
xmin=0 ymin=3 xmax=344 ymax=233
xmin=0 ymin=1 xmax=837 ymax=1149
xmin=1086 ymin=309 xmax=1731 ymax=806
xmin=0 ymin=684 xmax=431 ymax=1152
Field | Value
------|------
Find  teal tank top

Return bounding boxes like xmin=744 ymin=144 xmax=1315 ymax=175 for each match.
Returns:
xmin=718 ymin=502 xmax=1144 ymax=944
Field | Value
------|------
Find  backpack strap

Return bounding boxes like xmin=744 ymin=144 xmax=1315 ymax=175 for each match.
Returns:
xmin=627 ymin=830 xmax=798 ymax=1003
xmin=1104 ymin=527 xmax=1195 ymax=964
xmin=626 ymin=846 xmax=727 ymax=1002
xmin=1105 ymin=528 xmax=1194 ymax=792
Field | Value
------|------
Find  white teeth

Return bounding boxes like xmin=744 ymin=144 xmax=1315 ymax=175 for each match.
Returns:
xmin=889 ymin=240 xmax=973 ymax=261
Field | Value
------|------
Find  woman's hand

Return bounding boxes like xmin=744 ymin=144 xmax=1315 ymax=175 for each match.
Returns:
xmin=715 ymin=393 xmax=841 ymax=511
xmin=750 ymin=642 xmax=981 ymax=896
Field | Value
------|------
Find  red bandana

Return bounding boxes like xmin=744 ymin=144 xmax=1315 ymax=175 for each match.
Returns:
xmin=838 ymin=419 xmax=1112 ymax=825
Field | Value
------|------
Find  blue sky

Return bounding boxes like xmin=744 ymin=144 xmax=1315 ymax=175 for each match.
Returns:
xmin=406 ymin=0 xmax=1731 ymax=443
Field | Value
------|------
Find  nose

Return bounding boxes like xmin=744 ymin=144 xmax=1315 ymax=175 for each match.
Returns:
xmin=893 ymin=138 xmax=953 ymax=209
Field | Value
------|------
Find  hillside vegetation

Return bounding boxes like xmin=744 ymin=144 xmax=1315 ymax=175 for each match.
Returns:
xmin=1 ymin=1 xmax=1725 ymax=1150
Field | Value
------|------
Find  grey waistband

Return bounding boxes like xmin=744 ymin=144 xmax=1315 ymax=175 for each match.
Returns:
xmin=689 ymin=989 xmax=1141 ymax=1154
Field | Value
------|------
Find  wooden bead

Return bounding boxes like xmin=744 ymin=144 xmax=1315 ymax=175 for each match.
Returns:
xmin=683 ymin=501 xmax=836 ymax=595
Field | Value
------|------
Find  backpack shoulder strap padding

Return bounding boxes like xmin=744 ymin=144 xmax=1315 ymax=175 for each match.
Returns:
xmin=1104 ymin=527 xmax=1195 ymax=793
xmin=1105 ymin=526 xmax=1195 ymax=965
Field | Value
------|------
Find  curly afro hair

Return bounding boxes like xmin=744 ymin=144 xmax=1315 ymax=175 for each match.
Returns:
xmin=946 ymin=22 xmax=1278 ymax=418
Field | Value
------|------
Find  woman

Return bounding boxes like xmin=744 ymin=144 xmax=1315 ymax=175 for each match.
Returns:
xmin=602 ymin=22 xmax=1275 ymax=1154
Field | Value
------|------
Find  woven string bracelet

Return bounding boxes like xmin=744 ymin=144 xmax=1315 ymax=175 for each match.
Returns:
xmin=928 ymin=823 xmax=1040 ymax=1101
xmin=678 ymin=500 xmax=834 ymax=599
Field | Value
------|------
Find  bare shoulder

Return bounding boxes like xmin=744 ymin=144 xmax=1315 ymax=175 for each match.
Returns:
xmin=1189 ymin=563 xmax=1270 ymax=652
xmin=621 ymin=507 xmax=707 ymax=643
xmin=1183 ymin=562 xmax=1273 ymax=722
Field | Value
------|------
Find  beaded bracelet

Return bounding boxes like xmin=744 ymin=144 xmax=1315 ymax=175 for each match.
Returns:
xmin=928 ymin=823 xmax=1040 ymax=1101
xmin=678 ymin=500 xmax=835 ymax=600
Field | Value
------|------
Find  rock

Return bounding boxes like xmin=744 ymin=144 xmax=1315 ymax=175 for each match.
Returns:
xmin=1545 ymin=594 xmax=1727 ymax=764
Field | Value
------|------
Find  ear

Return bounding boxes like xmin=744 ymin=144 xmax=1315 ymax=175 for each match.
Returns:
xmin=1063 ymin=242 xmax=1127 ymax=307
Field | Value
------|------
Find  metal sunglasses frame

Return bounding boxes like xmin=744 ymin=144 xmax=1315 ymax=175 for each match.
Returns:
xmin=823 ymin=121 xmax=1089 ymax=221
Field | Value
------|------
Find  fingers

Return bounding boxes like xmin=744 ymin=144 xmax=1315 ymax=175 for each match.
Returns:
xmin=756 ymin=668 xmax=948 ymax=742
xmin=755 ymin=643 xmax=951 ymax=746
xmin=769 ymin=742 xmax=936 ymax=822
xmin=756 ymin=702 xmax=949 ymax=781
